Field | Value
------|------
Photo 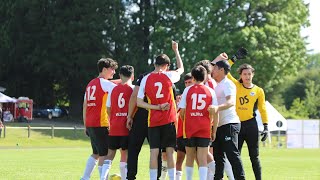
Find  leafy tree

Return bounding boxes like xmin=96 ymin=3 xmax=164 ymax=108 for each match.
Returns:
xmin=288 ymin=98 xmax=308 ymax=119
xmin=0 ymin=0 xmax=310 ymax=118
xmin=304 ymin=80 xmax=320 ymax=118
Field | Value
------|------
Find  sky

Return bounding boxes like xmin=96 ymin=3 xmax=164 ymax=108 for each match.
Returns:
xmin=302 ymin=0 xmax=320 ymax=54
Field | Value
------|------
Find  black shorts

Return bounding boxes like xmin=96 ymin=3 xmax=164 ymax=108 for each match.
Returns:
xmin=176 ymin=137 xmax=186 ymax=153
xmin=108 ymin=136 xmax=129 ymax=150
xmin=186 ymin=137 xmax=210 ymax=148
xmin=148 ymin=123 xmax=176 ymax=149
xmin=87 ymin=127 xmax=109 ymax=156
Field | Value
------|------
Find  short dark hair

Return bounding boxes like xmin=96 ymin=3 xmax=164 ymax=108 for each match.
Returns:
xmin=184 ymin=73 xmax=192 ymax=81
xmin=215 ymin=60 xmax=230 ymax=75
xmin=97 ymin=58 xmax=118 ymax=73
xmin=119 ymin=65 xmax=134 ymax=78
xmin=194 ymin=60 xmax=212 ymax=74
xmin=155 ymin=54 xmax=170 ymax=66
xmin=191 ymin=65 xmax=207 ymax=82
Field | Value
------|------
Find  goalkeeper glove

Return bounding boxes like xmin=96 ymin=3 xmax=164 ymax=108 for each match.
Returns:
xmin=230 ymin=47 xmax=248 ymax=63
xmin=260 ymin=123 xmax=268 ymax=142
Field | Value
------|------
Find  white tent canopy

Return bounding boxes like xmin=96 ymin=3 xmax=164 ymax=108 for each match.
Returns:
xmin=0 ymin=92 xmax=17 ymax=103
xmin=255 ymin=101 xmax=287 ymax=132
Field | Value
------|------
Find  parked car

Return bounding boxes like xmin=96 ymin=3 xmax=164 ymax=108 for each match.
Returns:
xmin=33 ymin=106 xmax=69 ymax=119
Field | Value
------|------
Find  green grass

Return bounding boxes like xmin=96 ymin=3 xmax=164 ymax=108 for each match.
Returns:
xmin=0 ymin=127 xmax=320 ymax=180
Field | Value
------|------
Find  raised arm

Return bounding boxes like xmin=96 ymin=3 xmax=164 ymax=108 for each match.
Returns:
xmin=172 ymin=41 xmax=184 ymax=75
xmin=227 ymin=60 xmax=238 ymax=84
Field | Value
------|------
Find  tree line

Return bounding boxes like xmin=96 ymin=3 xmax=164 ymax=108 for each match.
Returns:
xmin=0 ymin=0 xmax=310 ymax=118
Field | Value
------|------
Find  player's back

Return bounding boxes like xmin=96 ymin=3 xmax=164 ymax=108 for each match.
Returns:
xmin=109 ymin=84 xmax=134 ymax=136
xmin=85 ymin=78 xmax=114 ymax=127
xmin=143 ymin=72 xmax=177 ymax=127
xmin=184 ymin=84 xmax=214 ymax=138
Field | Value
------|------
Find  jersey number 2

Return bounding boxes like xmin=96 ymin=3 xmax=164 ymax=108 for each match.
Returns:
xmin=155 ymin=82 xmax=164 ymax=98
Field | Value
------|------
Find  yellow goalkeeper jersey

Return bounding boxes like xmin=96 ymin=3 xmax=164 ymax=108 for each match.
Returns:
xmin=227 ymin=60 xmax=268 ymax=124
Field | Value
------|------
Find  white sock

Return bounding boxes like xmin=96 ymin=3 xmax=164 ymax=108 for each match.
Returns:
xmin=167 ymin=168 xmax=176 ymax=180
xmin=98 ymin=166 xmax=102 ymax=178
xmin=199 ymin=166 xmax=208 ymax=180
xmin=186 ymin=166 xmax=194 ymax=180
xmin=207 ymin=167 xmax=214 ymax=180
xmin=101 ymin=160 xmax=112 ymax=180
xmin=160 ymin=161 xmax=168 ymax=180
xmin=82 ymin=156 xmax=97 ymax=180
xmin=150 ymin=169 xmax=158 ymax=180
xmin=224 ymin=159 xmax=234 ymax=180
xmin=176 ymin=170 xmax=183 ymax=180
xmin=207 ymin=160 xmax=215 ymax=174
xmin=119 ymin=162 xmax=127 ymax=180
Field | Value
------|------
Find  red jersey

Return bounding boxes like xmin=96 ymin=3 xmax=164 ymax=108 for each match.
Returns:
xmin=138 ymin=71 xmax=180 ymax=127
xmin=176 ymin=109 xmax=184 ymax=138
xmin=107 ymin=84 xmax=133 ymax=136
xmin=85 ymin=78 xmax=115 ymax=127
xmin=205 ymin=78 xmax=217 ymax=90
xmin=179 ymin=84 xmax=218 ymax=138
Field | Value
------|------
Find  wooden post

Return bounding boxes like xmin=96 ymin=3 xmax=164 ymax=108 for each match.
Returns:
xmin=51 ymin=125 xmax=54 ymax=139
xmin=3 ymin=125 xmax=6 ymax=138
xmin=28 ymin=125 xmax=31 ymax=138
xmin=74 ymin=126 xmax=77 ymax=138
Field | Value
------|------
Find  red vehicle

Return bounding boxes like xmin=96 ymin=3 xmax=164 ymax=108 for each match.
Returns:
xmin=1 ymin=96 xmax=33 ymax=122
xmin=15 ymin=97 xmax=33 ymax=121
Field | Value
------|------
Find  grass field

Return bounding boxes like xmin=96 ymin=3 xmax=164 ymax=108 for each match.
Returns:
xmin=1 ymin=125 xmax=320 ymax=180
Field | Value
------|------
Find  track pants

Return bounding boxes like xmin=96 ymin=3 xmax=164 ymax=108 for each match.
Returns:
xmin=127 ymin=109 xmax=162 ymax=180
xmin=238 ymin=118 xmax=261 ymax=180
xmin=213 ymin=123 xmax=245 ymax=180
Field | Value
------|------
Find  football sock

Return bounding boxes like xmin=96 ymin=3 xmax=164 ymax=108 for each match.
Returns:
xmin=224 ymin=159 xmax=234 ymax=180
xmin=167 ymin=168 xmax=176 ymax=180
xmin=186 ymin=166 xmax=193 ymax=180
xmin=82 ymin=156 xmax=97 ymax=180
xmin=199 ymin=166 xmax=208 ymax=180
xmin=207 ymin=160 xmax=216 ymax=174
xmin=176 ymin=170 xmax=183 ymax=180
xmin=160 ymin=161 xmax=167 ymax=180
xmin=207 ymin=167 xmax=214 ymax=180
xmin=150 ymin=169 xmax=158 ymax=180
xmin=119 ymin=162 xmax=127 ymax=180
xmin=101 ymin=160 xmax=112 ymax=180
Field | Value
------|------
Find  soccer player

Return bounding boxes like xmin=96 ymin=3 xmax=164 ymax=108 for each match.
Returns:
xmin=215 ymin=53 xmax=268 ymax=180
xmin=125 ymin=71 xmax=163 ymax=180
xmin=176 ymin=73 xmax=194 ymax=180
xmin=179 ymin=65 xmax=219 ymax=180
xmin=137 ymin=40 xmax=184 ymax=180
xmin=194 ymin=60 xmax=235 ymax=180
xmin=194 ymin=60 xmax=217 ymax=89
xmin=81 ymin=58 xmax=118 ymax=180
xmin=210 ymin=60 xmax=246 ymax=180
xmin=100 ymin=65 xmax=135 ymax=180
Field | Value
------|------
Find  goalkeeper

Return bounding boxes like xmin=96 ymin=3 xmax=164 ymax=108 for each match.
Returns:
xmin=212 ymin=50 xmax=268 ymax=180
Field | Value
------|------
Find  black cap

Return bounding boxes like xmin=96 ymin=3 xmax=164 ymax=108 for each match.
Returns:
xmin=215 ymin=60 xmax=231 ymax=73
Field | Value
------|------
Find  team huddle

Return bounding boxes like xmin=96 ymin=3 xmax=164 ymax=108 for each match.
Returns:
xmin=81 ymin=41 xmax=269 ymax=180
